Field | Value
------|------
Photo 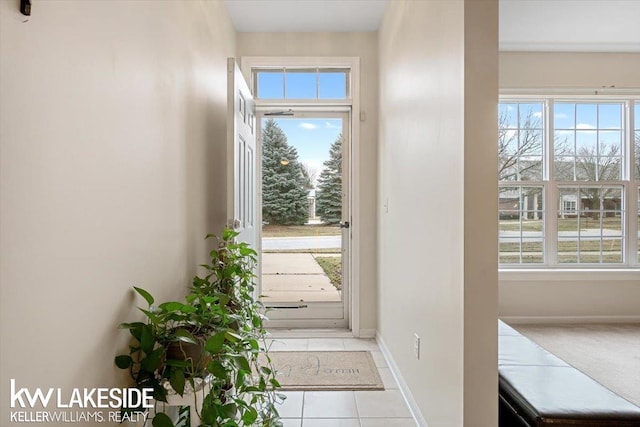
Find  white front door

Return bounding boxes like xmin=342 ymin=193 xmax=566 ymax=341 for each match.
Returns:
xmin=227 ymin=58 xmax=257 ymax=248
xmin=258 ymin=111 xmax=351 ymax=328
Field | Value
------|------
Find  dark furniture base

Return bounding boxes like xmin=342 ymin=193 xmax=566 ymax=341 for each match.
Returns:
xmin=498 ymin=320 xmax=640 ymax=427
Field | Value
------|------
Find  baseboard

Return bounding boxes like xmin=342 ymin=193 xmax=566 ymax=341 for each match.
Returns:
xmin=376 ymin=333 xmax=429 ymax=427
xmin=502 ymin=315 xmax=640 ymax=324
xmin=357 ymin=328 xmax=376 ymax=338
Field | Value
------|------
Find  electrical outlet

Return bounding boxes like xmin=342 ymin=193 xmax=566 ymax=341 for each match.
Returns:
xmin=413 ymin=333 xmax=420 ymax=359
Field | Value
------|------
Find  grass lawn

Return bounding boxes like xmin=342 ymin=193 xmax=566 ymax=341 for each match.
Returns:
xmin=263 ymin=248 xmax=340 ymax=254
xmin=314 ymin=256 xmax=342 ymax=290
xmin=500 ymin=217 xmax=622 ymax=232
xmin=262 ymin=224 xmax=341 ymax=238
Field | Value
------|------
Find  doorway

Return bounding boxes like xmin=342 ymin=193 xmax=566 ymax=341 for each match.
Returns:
xmin=258 ymin=111 xmax=350 ymax=328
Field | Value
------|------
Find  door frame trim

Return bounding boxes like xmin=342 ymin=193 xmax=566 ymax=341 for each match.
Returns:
xmin=240 ymin=56 xmax=361 ymax=335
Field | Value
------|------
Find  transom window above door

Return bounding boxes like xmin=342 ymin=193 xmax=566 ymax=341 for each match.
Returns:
xmin=253 ymin=68 xmax=350 ymax=100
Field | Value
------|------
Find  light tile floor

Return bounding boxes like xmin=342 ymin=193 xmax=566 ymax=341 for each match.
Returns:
xmin=266 ymin=337 xmax=417 ymax=427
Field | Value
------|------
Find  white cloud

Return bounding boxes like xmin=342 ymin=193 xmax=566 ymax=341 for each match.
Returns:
xmin=576 ymin=123 xmax=596 ymax=130
xmin=533 ymin=112 xmax=543 ymax=118
xmin=325 ymin=121 xmax=340 ymax=129
xmin=555 ymin=130 xmax=573 ymax=137
xmin=299 ymin=122 xmax=317 ymax=130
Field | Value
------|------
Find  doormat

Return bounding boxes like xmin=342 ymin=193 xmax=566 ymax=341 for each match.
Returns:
xmin=265 ymin=351 xmax=384 ymax=391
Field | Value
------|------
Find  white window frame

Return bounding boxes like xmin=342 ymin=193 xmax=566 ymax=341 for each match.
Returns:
xmin=499 ymin=94 xmax=640 ymax=277
xmin=562 ymin=199 xmax=577 ymax=213
xmin=240 ymin=56 xmax=363 ymax=334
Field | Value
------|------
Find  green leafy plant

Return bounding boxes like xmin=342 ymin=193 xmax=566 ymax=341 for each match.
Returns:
xmin=115 ymin=228 xmax=283 ymax=427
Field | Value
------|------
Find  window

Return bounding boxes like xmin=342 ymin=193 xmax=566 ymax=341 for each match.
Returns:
xmin=557 ymin=185 xmax=623 ymax=263
xmin=562 ymin=199 xmax=577 ymax=213
xmin=636 ymin=103 xmax=640 ymax=262
xmin=499 ymin=98 xmax=639 ymax=267
xmin=498 ymin=102 xmax=544 ymax=264
xmin=254 ymin=68 xmax=349 ymax=100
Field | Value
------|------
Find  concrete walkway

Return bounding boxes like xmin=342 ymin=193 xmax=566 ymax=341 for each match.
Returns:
xmin=261 ymin=253 xmax=341 ymax=303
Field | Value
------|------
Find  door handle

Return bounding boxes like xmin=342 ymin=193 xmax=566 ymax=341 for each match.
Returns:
xmin=339 ymin=221 xmax=350 ymax=229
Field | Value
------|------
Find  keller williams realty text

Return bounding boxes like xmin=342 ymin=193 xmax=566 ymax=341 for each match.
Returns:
xmin=11 ymin=410 xmax=148 ymax=423
xmin=9 ymin=379 xmax=153 ymax=423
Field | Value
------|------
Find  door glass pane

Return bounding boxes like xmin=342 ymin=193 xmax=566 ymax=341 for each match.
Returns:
xmin=261 ymin=117 xmax=345 ymax=304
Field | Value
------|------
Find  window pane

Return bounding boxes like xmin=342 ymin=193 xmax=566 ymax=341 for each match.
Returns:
xmin=519 ymin=103 xmax=543 ymax=128
xmin=555 ymin=102 xmax=625 ymax=182
xmin=575 ymin=156 xmax=597 ymax=181
xmin=498 ymin=102 xmax=544 ymax=182
xmin=599 ymin=104 xmax=622 ymax=129
xmin=522 ymin=239 xmax=543 ymax=263
xmin=319 ymin=72 xmax=347 ymax=99
xmin=576 ymin=104 xmax=597 ymax=129
xmin=555 ymin=156 xmax=574 ymax=181
xmin=285 ymin=71 xmax=316 ymax=99
xmin=257 ymin=71 xmax=284 ymax=99
xmin=555 ymin=130 xmax=575 ymax=155
xmin=519 ymin=156 xmax=542 ymax=180
xmin=499 ymin=104 xmax=518 ymax=128
xmin=558 ymin=185 xmax=624 ymax=264
xmin=558 ymin=238 xmax=578 ymax=263
xmin=576 ymin=130 xmax=597 ymax=154
xmin=499 ymin=185 xmax=544 ymax=265
xmin=554 ymin=103 xmax=575 ymax=129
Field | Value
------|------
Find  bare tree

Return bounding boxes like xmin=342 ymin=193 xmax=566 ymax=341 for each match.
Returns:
xmin=300 ymin=163 xmax=318 ymax=190
xmin=575 ymin=145 xmax=621 ymax=182
xmin=568 ymin=145 xmax=622 ymax=219
xmin=498 ymin=111 xmax=542 ymax=182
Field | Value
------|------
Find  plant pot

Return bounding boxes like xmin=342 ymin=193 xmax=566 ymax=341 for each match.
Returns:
xmin=165 ymin=340 xmax=210 ymax=377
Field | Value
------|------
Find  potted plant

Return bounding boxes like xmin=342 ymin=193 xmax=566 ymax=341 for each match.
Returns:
xmin=115 ymin=228 xmax=283 ymax=427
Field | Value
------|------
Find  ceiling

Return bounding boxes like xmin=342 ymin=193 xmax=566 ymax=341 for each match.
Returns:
xmin=224 ymin=0 xmax=640 ymax=52
xmin=224 ymin=0 xmax=387 ymax=33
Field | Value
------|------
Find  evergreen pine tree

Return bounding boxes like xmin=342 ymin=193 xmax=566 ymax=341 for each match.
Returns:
xmin=261 ymin=119 xmax=309 ymax=225
xmin=316 ymin=134 xmax=343 ymax=224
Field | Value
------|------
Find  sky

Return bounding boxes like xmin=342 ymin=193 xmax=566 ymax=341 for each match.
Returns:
xmin=263 ymin=118 xmax=343 ymax=183
xmin=257 ymin=70 xmax=346 ymax=185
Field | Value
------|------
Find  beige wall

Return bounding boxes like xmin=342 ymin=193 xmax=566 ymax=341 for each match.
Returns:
xmin=378 ymin=1 xmax=498 ymax=426
xmin=500 ymin=52 xmax=640 ymax=89
xmin=500 ymin=278 xmax=640 ymax=320
xmin=0 ymin=0 xmax=235 ymax=423
xmin=499 ymin=52 xmax=640 ymax=321
xmin=236 ymin=32 xmax=379 ymax=334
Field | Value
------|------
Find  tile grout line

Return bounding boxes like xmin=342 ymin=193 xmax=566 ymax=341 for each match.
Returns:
xmin=353 ymin=388 xmax=363 ymax=427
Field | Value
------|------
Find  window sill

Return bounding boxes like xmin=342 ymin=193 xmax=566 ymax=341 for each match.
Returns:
xmin=499 ymin=268 xmax=640 ymax=282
